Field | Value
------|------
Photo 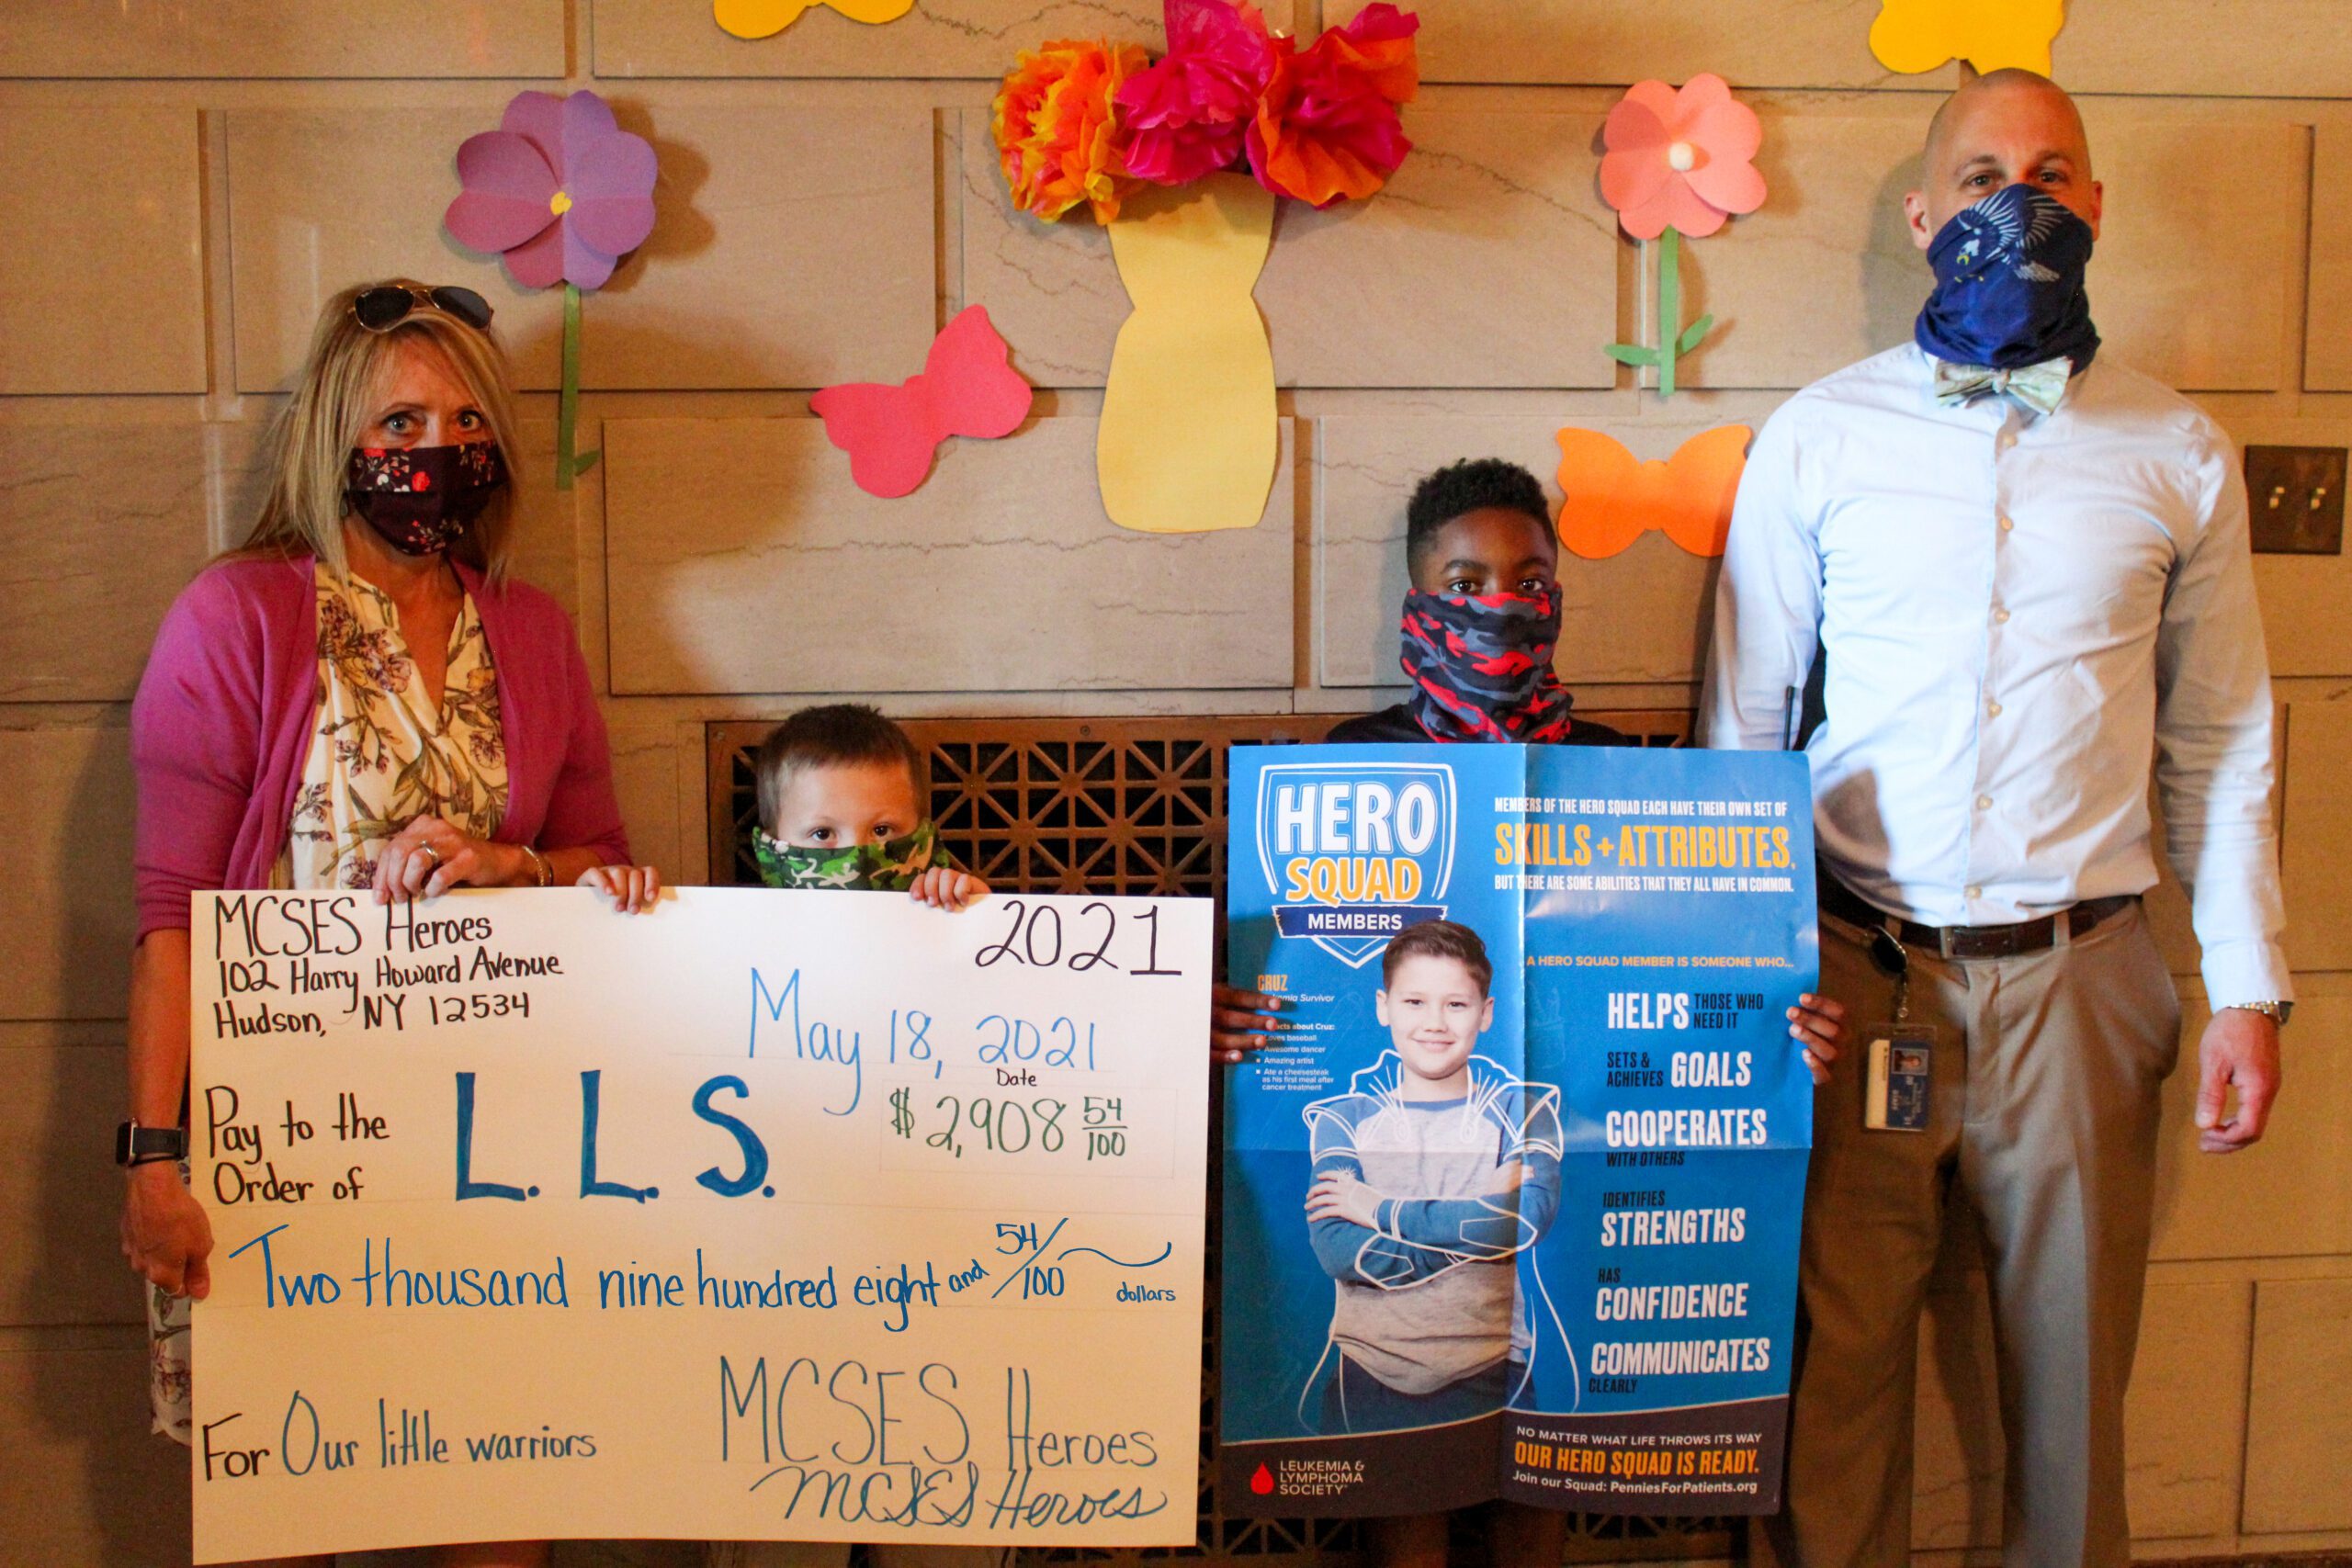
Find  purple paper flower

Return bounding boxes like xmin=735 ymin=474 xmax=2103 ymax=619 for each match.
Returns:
xmin=444 ymin=90 xmax=657 ymax=292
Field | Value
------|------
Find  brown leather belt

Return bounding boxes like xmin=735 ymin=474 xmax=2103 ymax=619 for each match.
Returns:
xmin=1821 ymin=875 xmax=2135 ymax=961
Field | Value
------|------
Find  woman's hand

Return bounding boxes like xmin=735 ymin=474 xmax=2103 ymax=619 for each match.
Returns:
xmin=374 ymin=816 xmax=525 ymax=903
xmin=1789 ymin=991 xmax=1850 ymax=1085
xmin=1305 ymin=1171 xmax=1385 ymax=1232
xmin=909 ymin=866 xmax=989 ymax=911
xmin=580 ymin=863 xmax=662 ymax=913
xmin=1212 ymin=983 xmax=1289 ymax=1066
xmin=120 ymin=1162 xmax=215 ymax=1299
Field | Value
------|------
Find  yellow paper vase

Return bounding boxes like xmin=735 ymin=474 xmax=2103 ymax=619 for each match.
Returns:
xmin=1096 ymin=173 xmax=1279 ymax=536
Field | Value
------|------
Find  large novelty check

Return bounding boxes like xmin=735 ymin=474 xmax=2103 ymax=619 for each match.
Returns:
xmin=187 ymin=886 xmax=1209 ymax=1562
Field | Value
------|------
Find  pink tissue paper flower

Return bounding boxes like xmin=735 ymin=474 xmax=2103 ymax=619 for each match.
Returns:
xmin=444 ymin=90 xmax=658 ymax=291
xmin=1114 ymin=0 xmax=1276 ymax=186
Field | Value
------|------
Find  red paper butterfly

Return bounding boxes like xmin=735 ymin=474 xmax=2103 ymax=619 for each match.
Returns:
xmin=809 ymin=306 xmax=1035 ymax=498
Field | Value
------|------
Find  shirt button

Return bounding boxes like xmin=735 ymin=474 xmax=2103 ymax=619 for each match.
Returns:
xmin=1997 ymin=515 xmax=2016 ymax=532
xmin=1995 ymin=607 xmax=2011 ymax=623
xmin=1965 ymin=885 xmax=1983 ymax=900
xmin=1976 ymin=795 xmax=1993 ymax=809
xmin=1987 ymin=700 xmax=2003 ymax=717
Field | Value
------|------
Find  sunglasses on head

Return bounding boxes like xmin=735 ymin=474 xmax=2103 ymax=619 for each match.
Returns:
xmin=351 ymin=285 xmax=494 ymax=333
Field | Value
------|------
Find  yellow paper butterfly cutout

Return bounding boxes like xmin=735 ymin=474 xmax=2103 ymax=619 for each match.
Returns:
xmin=1869 ymin=0 xmax=2066 ymax=76
xmin=1555 ymin=426 xmax=1751 ymax=560
xmin=716 ymin=0 xmax=914 ymax=40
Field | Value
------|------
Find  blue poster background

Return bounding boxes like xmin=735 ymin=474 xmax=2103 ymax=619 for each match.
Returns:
xmin=1220 ymin=745 xmax=1816 ymax=1516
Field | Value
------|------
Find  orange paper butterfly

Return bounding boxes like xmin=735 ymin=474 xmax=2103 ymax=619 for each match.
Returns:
xmin=1555 ymin=425 xmax=1751 ymax=559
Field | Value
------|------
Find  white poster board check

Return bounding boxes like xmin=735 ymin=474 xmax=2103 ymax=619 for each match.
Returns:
xmin=187 ymin=887 xmax=1211 ymax=1563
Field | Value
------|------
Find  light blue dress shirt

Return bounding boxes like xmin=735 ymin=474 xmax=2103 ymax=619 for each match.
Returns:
xmin=1699 ymin=344 xmax=2290 ymax=1007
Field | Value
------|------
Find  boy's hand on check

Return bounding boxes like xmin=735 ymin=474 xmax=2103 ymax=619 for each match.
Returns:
xmin=580 ymin=863 xmax=662 ymax=914
xmin=910 ymin=865 xmax=989 ymax=911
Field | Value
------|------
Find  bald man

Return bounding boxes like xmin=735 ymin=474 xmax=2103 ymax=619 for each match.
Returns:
xmin=1702 ymin=71 xmax=2289 ymax=1568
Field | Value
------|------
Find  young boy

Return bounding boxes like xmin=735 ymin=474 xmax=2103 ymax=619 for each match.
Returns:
xmin=1302 ymin=920 xmax=1563 ymax=1436
xmin=717 ymin=703 xmax=998 ymax=1568
xmin=746 ymin=704 xmax=986 ymax=909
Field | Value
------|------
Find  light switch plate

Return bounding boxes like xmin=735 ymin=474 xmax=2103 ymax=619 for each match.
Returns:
xmin=2245 ymin=446 xmax=2346 ymax=555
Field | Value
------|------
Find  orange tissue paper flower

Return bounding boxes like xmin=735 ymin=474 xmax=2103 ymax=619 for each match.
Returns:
xmin=991 ymin=39 xmax=1150 ymax=222
xmin=1246 ymin=3 xmax=1419 ymax=209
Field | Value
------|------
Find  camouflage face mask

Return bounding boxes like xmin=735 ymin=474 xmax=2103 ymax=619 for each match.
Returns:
xmin=750 ymin=820 xmax=951 ymax=891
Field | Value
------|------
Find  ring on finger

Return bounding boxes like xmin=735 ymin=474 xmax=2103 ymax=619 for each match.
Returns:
xmin=420 ymin=842 xmax=442 ymax=868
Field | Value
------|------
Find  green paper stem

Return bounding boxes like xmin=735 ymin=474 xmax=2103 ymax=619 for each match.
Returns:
xmin=557 ymin=283 xmax=599 ymax=490
xmin=1604 ymin=225 xmax=1722 ymax=392
xmin=1652 ymin=226 xmax=1724 ymax=400
xmin=1657 ymin=226 xmax=1682 ymax=398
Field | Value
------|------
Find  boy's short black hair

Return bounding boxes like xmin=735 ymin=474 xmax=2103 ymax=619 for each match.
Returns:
xmin=1380 ymin=919 xmax=1494 ymax=998
xmin=1405 ymin=458 xmax=1554 ymax=576
xmin=753 ymin=704 xmax=927 ymax=834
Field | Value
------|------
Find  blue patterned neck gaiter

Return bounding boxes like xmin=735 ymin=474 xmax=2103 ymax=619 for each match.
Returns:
xmin=1915 ymin=184 xmax=2100 ymax=374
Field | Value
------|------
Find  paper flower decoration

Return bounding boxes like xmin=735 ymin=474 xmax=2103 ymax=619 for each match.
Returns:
xmin=447 ymin=90 xmax=657 ymax=291
xmin=1870 ymin=0 xmax=2065 ymax=76
xmin=445 ymin=89 xmax=659 ymax=487
xmin=1555 ymin=426 xmax=1750 ymax=559
xmin=989 ymin=1 xmax=1418 ymax=218
xmin=1115 ymin=0 xmax=1275 ymax=187
xmin=1600 ymin=74 xmax=1764 ymax=242
xmin=992 ymin=39 xmax=1150 ymax=222
xmin=989 ymin=1 xmax=1419 ymax=535
xmin=1599 ymin=74 xmax=1765 ymax=399
xmin=714 ymin=0 xmax=912 ymax=40
xmin=1247 ymin=3 xmax=1419 ymax=208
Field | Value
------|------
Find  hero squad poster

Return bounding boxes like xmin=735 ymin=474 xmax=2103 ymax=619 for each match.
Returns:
xmin=1221 ymin=745 xmax=1816 ymax=1517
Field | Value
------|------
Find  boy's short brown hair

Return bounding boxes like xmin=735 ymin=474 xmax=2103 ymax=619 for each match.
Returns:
xmin=1379 ymin=919 xmax=1494 ymax=997
xmin=752 ymin=704 xmax=928 ymax=834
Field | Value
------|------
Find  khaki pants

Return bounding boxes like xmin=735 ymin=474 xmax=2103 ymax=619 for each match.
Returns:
xmin=1763 ymin=901 xmax=2180 ymax=1568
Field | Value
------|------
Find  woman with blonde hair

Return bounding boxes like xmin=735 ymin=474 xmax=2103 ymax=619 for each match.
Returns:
xmin=118 ymin=281 xmax=659 ymax=1568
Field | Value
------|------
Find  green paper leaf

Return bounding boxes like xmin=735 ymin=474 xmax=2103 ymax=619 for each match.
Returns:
xmin=1677 ymin=313 xmax=1716 ymax=355
xmin=573 ymin=448 xmax=602 ymax=478
xmin=1603 ymin=344 xmax=1661 ymax=367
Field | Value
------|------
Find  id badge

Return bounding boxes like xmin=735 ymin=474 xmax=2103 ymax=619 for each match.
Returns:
xmin=1864 ymin=1024 xmax=1936 ymax=1133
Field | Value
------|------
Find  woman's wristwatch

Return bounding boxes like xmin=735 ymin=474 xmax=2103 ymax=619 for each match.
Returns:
xmin=116 ymin=1120 xmax=187 ymax=1168
xmin=2226 ymin=1000 xmax=2292 ymax=1028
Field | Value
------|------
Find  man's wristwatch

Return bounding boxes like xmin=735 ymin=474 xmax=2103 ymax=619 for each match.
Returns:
xmin=115 ymin=1120 xmax=188 ymax=1168
xmin=2225 ymin=1000 xmax=2293 ymax=1028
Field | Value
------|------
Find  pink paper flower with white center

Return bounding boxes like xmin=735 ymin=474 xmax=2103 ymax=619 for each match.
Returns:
xmin=1597 ymin=73 xmax=1767 ymax=398
xmin=1600 ymin=73 xmax=1765 ymax=241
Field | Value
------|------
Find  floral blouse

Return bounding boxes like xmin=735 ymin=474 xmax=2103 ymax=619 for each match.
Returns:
xmin=280 ymin=563 xmax=509 ymax=890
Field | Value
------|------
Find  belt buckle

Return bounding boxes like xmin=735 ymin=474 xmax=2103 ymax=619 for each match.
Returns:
xmin=1940 ymin=923 xmax=2007 ymax=961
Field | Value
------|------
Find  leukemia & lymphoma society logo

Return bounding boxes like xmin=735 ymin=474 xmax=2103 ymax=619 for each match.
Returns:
xmin=1253 ymin=761 xmax=1455 ymax=967
xmin=1250 ymin=1458 xmax=1368 ymax=1498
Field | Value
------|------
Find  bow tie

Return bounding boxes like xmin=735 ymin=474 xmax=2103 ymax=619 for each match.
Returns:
xmin=1931 ymin=355 xmax=2072 ymax=415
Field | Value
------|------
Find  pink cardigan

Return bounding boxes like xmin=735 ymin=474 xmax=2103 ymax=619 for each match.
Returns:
xmin=130 ymin=554 xmax=630 ymax=940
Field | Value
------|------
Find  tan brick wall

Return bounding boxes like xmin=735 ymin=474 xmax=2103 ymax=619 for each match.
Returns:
xmin=1 ymin=2 xmax=2346 ymax=1561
